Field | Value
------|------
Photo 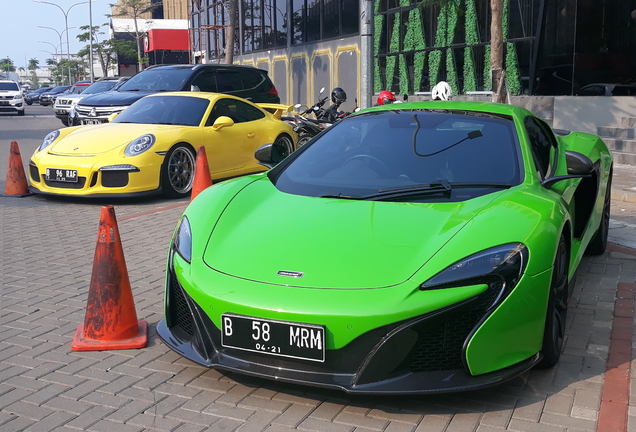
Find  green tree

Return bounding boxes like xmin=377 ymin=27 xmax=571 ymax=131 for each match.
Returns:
xmin=77 ymin=23 xmax=136 ymax=77
xmin=110 ymin=0 xmax=159 ymax=71
xmin=0 ymin=57 xmax=16 ymax=73
xmin=28 ymin=58 xmax=39 ymax=71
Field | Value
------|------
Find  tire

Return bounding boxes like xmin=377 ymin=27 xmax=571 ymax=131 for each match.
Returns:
xmin=161 ymin=144 xmax=196 ymax=199
xmin=297 ymin=133 xmax=313 ymax=148
xmin=26 ymin=102 xmax=32 ymax=106
xmin=274 ymin=134 xmax=294 ymax=156
xmin=60 ymin=118 xmax=69 ymax=127
xmin=586 ymin=171 xmax=612 ymax=255
xmin=536 ymin=234 xmax=569 ymax=369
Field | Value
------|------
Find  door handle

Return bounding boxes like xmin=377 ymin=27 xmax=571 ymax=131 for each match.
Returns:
xmin=247 ymin=133 xmax=255 ymax=138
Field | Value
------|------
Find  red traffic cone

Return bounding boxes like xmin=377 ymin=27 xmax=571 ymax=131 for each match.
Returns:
xmin=190 ymin=145 xmax=213 ymax=201
xmin=3 ymin=141 xmax=31 ymax=197
xmin=72 ymin=205 xmax=148 ymax=351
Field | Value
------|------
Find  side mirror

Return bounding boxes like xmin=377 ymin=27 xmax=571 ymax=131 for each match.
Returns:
xmin=319 ymin=87 xmax=325 ymax=95
xmin=542 ymin=151 xmax=594 ymax=189
xmin=212 ymin=116 xmax=234 ymax=130
xmin=254 ymin=142 xmax=291 ymax=169
xmin=107 ymin=112 xmax=119 ymax=122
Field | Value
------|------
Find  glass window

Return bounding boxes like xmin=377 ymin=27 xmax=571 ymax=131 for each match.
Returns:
xmin=272 ymin=110 xmax=521 ymax=201
xmin=306 ymin=0 xmax=321 ymax=42
xmin=191 ymin=72 xmax=218 ymax=92
xmin=322 ymin=0 xmax=339 ymax=39
xmin=0 ymin=82 xmax=19 ymax=91
xmin=206 ymin=98 xmax=265 ymax=126
xmin=524 ymin=116 xmax=556 ymax=180
xmin=113 ymin=96 xmax=210 ymax=127
xmin=119 ymin=68 xmax=191 ymax=91
xmin=215 ymin=70 xmax=245 ymax=92
xmin=292 ymin=0 xmax=306 ymax=44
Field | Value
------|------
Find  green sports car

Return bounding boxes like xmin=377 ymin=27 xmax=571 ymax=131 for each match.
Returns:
xmin=157 ymin=100 xmax=612 ymax=394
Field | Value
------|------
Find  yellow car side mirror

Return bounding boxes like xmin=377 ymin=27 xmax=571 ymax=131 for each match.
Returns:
xmin=107 ymin=112 xmax=119 ymax=123
xmin=212 ymin=116 xmax=235 ymax=130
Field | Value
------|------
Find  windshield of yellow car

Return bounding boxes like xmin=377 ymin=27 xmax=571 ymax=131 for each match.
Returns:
xmin=112 ymin=95 xmax=210 ymax=126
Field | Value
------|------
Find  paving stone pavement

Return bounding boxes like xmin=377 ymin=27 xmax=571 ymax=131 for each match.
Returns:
xmin=0 ymin=166 xmax=635 ymax=431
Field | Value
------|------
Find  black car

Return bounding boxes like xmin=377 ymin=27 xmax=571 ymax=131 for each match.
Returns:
xmin=24 ymin=87 xmax=50 ymax=105
xmin=73 ymin=64 xmax=280 ymax=125
xmin=39 ymin=86 xmax=70 ymax=106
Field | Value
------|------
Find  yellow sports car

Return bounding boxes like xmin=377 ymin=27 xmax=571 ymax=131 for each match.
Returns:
xmin=28 ymin=92 xmax=296 ymax=198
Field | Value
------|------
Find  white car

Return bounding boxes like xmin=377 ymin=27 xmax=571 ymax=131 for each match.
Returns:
xmin=0 ymin=80 xmax=25 ymax=116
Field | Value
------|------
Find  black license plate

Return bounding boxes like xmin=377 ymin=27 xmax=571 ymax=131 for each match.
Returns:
xmin=221 ymin=314 xmax=325 ymax=362
xmin=45 ymin=168 xmax=78 ymax=183
xmin=56 ymin=109 xmax=66 ymax=114
xmin=0 ymin=101 xmax=9 ymax=105
xmin=81 ymin=119 xmax=104 ymax=125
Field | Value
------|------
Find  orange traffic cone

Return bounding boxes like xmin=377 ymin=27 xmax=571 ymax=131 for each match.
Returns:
xmin=72 ymin=205 xmax=148 ymax=351
xmin=3 ymin=141 xmax=31 ymax=197
xmin=190 ymin=145 xmax=213 ymax=201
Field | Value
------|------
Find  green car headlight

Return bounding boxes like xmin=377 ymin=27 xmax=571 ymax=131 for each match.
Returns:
xmin=124 ymin=134 xmax=156 ymax=157
xmin=173 ymin=216 xmax=192 ymax=263
xmin=39 ymin=130 xmax=60 ymax=152
xmin=420 ymin=243 xmax=528 ymax=299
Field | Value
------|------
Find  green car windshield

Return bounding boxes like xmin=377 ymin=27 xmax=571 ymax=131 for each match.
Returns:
xmin=273 ymin=110 xmax=523 ymax=202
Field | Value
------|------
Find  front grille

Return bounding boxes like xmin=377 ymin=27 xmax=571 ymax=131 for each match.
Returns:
xmin=409 ymin=287 xmax=499 ymax=372
xmin=29 ymin=165 xmax=39 ymax=182
xmin=101 ymin=171 xmax=129 ymax=188
xmin=168 ymin=269 xmax=195 ymax=337
xmin=44 ymin=177 xmax=87 ymax=189
xmin=75 ymin=105 xmax=127 ymax=117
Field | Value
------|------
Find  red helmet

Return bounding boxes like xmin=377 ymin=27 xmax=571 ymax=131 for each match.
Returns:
xmin=377 ymin=90 xmax=397 ymax=105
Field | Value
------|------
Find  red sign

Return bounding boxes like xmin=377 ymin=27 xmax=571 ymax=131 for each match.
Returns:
xmin=145 ymin=29 xmax=189 ymax=52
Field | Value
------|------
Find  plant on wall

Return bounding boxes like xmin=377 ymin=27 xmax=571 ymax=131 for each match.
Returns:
xmin=374 ymin=0 xmax=383 ymax=93
xmin=463 ymin=0 xmax=479 ymax=93
xmin=385 ymin=12 xmax=401 ymax=92
xmin=503 ymin=0 xmax=522 ymax=95
xmin=484 ymin=44 xmax=491 ymax=91
xmin=429 ymin=1 xmax=459 ymax=94
xmin=402 ymin=2 xmax=426 ymax=94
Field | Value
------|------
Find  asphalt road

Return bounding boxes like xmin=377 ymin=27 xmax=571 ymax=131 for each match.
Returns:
xmin=0 ymin=103 xmax=64 ymax=193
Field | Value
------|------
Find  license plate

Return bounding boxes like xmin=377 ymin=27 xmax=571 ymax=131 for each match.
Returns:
xmin=45 ymin=168 xmax=78 ymax=183
xmin=0 ymin=101 xmax=8 ymax=105
xmin=56 ymin=110 xmax=66 ymax=114
xmin=81 ymin=119 xmax=104 ymax=125
xmin=221 ymin=314 xmax=325 ymax=362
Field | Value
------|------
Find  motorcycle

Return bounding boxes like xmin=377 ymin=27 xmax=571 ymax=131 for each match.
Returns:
xmin=283 ymin=87 xmax=355 ymax=148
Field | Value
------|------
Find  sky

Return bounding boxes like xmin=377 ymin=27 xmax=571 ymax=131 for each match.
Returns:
xmin=0 ymin=0 xmax=114 ymax=69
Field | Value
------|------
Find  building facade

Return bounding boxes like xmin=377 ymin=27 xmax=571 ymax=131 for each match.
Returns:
xmin=188 ymin=0 xmax=636 ymax=109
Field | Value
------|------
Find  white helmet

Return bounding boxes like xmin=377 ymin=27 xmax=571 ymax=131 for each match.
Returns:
xmin=432 ymin=81 xmax=452 ymax=101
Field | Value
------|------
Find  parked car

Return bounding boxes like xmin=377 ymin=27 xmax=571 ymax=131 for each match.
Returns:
xmin=73 ymin=64 xmax=280 ymax=126
xmin=56 ymin=77 xmax=124 ymax=126
xmin=39 ymin=86 xmax=70 ymax=106
xmin=157 ymin=100 xmax=612 ymax=394
xmin=0 ymin=80 xmax=26 ymax=115
xmin=576 ymin=83 xmax=636 ymax=96
xmin=535 ymin=65 xmax=580 ymax=95
xmin=25 ymin=87 xmax=50 ymax=105
xmin=29 ymin=92 xmax=295 ymax=198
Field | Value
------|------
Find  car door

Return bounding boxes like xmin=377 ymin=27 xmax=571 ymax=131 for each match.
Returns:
xmin=203 ymin=98 xmax=266 ymax=176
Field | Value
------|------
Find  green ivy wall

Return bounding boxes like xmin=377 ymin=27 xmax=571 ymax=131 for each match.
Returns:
xmin=375 ymin=0 xmax=522 ymax=96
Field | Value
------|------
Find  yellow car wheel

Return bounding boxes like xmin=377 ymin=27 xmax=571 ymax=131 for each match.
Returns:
xmin=275 ymin=133 xmax=295 ymax=155
xmin=161 ymin=144 xmax=196 ymax=198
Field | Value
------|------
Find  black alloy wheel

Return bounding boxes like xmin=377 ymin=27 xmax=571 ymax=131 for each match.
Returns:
xmin=536 ymin=234 xmax=569 ymax=369
xmin=586 ymin=171 xmax=612 ymax=255
xmin=162 ymin=144 xmax=196 ymax=198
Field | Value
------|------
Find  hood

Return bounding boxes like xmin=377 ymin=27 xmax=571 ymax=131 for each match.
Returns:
xmin=202 ymin=178 xmax=501 ymax=289
xmin=78 ymin=91 xmax=153 ymax=107
xmin=48 ymin=124 xmax=172 ymax=156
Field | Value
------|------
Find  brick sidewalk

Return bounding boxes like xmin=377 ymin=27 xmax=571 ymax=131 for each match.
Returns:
xmin=0 ymin=191 xmax=635 ymax=431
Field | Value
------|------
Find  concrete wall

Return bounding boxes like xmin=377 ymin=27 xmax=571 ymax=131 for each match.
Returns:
xmin=234 ymin=36 xmax=360 ymax=113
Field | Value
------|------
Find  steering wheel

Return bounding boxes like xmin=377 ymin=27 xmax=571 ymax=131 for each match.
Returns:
xmin=343 ymin=154 xmax=388 ymax=176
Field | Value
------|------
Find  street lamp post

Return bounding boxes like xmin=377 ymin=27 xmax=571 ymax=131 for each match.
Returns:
xmin=33 ymin=1 xmax=92 ymax=83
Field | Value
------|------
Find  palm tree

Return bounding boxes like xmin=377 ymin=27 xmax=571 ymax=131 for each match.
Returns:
xmin=28 ymin=58 xmax=40 ymax=71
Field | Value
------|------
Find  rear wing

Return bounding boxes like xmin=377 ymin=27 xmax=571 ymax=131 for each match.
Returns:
xmin=257 ymin=103 xmax=293 ymax=119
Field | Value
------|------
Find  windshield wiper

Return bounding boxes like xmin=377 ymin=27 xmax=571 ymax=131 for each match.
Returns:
xmin=321 ymin=180 xmax=512 ymax=201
